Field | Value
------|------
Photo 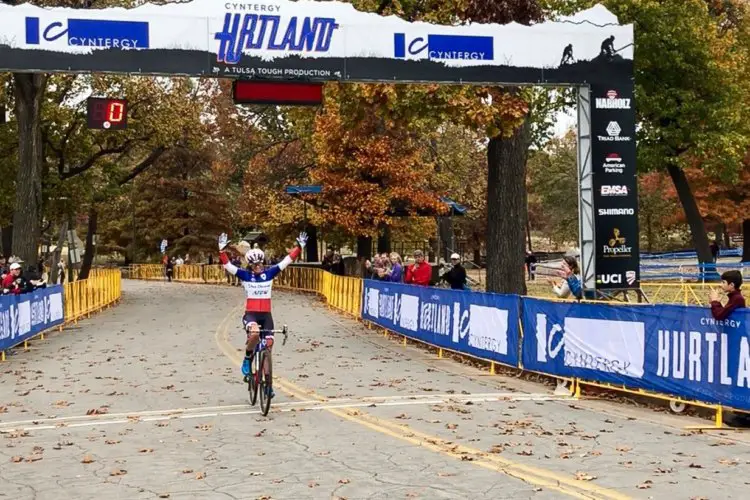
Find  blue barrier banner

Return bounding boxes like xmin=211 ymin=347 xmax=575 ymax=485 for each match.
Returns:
xmin=522 ymin=297 xmax=750 ymax=410
xmin=0 ymin=286 xmax=65 ymax=352
xmin=362 ymin=281 xmax=520 ymax=367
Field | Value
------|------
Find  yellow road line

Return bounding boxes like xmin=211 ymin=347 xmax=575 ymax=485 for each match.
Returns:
xmin=214 ymin=307 xmax=630 ymax=500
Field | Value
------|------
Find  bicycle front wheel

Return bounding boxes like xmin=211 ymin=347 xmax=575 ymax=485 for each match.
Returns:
xmin=258 ymin=350 xmax=273 ymax=416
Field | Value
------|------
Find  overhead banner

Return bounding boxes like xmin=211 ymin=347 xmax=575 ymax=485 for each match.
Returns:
xmin=522 ymin=298 xmax=750 ymax=411
xmin=0 ymin=1 xmax=633 ymax=85
xmin=590 ymin=82 xmax=640 ymax=289
xmin=0 ymin=286 xmax=65 ymax=352
xmin=361 ymin=280 xmax=520 ymax=367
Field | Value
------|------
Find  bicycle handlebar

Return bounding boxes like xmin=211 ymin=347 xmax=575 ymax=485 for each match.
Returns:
xmin=253 ymin=325 xmax=290 ymax=345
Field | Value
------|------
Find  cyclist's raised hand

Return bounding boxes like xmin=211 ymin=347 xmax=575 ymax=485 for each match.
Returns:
xmin=296 ymin=232 xmax=308 ymax=248
xmin=218 ymin=232 xmax=229 ymax=251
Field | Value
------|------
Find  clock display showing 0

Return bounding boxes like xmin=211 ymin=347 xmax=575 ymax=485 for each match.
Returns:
xmin=86 ymin=97 xmax=128 ymax=130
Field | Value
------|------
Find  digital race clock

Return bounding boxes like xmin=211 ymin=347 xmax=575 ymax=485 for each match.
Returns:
xmin=86 ymin=97 xmax=128 ymax=130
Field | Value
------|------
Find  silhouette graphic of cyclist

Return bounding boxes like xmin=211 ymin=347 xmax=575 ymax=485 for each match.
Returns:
xmin=560 ymin=44 xmax=574 ymax=65
xmin=600 ymin=36 xmax=616 ymax=58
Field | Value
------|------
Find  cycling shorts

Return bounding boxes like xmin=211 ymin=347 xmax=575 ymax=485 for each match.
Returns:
xmin=242 ymin=311 xmax=274 ymax=337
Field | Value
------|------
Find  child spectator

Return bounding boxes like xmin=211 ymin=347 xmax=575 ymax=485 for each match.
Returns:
xmin=709 ymin=270 xmax=745 ymax=320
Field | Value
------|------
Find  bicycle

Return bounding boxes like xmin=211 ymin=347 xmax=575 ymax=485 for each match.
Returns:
xmin=246 ymin=325 xmax=288 ymax=416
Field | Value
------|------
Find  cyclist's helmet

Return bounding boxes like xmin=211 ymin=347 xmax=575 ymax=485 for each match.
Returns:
xmin=245 ymin=248 xmax=265 ymax=264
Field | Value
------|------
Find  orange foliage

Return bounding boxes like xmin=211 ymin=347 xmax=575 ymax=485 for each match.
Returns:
xmin=310 ymin=84 xmax=448 ymax=236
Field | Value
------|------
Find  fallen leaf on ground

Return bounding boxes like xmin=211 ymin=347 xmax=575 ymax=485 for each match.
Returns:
xmin=139 ymin=448 xmax=154 ymax=453
xmin=437 ymin=472 xmax=456 ymax=477
xmin=24 ymin=454 xmax=42 ymax=462
xmin=574 ymin=472 xmax=597 ymax=481
xmin=81 ymin=455 xmax=94 ymax=464
xmin=86 ymin=408 xmax=108 ymax=415
xmin=308 ymin=481 xmax=319 ymax=488
xmin=255 ymin=429 xmax=266 ymax=437
xmin=249 ymin=472 xmax=264 ymax=476
xmin=158 ymin=494 xmax=170 ymax=499
xmin=719 ymin=458 xmax=739 ymax=466
xmin=338 ymin=478 xmax=350 ymax=484
xmin=689 ymin=463 xmax=703 ymax=469
xmin=182 ymin=469 xmax=193 ymax=474
xmin=446 ymin=423 xmax=458 ymax=430
xmin=195 ymin=472 xmax=206 ymax=480
xmin=517 ymin=449 xmax=533 ymax=456
xmin=10 ymin=456 xmax=23 ymax=463
xmin=637 ymin=480 xmax=653 ymax=489
xmin=559 ymin=452 xmax=571 ymax=459
xmin=488 ymin=445 xmax=504 ymax=454
xmin=110 ymin=469 xmax=127 ymax=476
xmin=395 ymin=414 xmax=410 ymax=420
xmin=105 ymin=440 xmax=120 ymax=445
xmin=616 ymin=446 xmax=632 ymax=452
xmin=196 ymin=424 xmax=212 ymax=431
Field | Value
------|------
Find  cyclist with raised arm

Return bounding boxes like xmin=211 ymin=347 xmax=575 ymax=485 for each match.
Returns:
xmin=217 ymin=231 xmax=307 ymax=398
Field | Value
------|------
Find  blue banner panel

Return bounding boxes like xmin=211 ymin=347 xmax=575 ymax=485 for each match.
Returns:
xmin=362 ymin=280 xmax=520 ymax=367
xmin=522 ymin=297 xmax=750 ymax=410
xmin=0 ymin=286 xmax=65 ymax=352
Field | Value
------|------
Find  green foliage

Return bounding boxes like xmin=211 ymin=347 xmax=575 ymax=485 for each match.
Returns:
xmin=527 ymin=130 xmax=579 ymax=247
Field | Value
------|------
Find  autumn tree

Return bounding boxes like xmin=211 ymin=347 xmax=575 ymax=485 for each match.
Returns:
xmin=527 ymin=129 xmax=579 ymax=248
xmin=39 ymin=75 xmax=206 ymax=277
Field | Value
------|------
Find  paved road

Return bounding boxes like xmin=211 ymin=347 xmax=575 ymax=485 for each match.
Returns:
xmin=1 ymin=280 xmax=749 ymax=499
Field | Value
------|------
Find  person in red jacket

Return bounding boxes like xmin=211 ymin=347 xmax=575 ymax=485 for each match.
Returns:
xmin=2 ymin=263 xmax=28 ymax=295
xmin=405 ymin=250 xmax=432 ymax=286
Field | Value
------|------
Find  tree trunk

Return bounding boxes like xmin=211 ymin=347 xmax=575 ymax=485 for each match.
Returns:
xmin=305 ymin=225 xmax=319 ymax=262
xmin=0 ymin=224 xmax=12 ymax=257
xmin=377 ymin=224 xmax=391 ymax=254
xmin=356 ymin=235 xmax=372 ymax=260
xmin=742 ymin=219 xmax=750 ymax=263
xmin=525 ymin=217 xmax=533 ymax=253
xmin=77 ymin=208 xmax=97 ymax=280
xmin=666 ymin=164 xmax=713 ymax=266
xmin=12 ymin=73 xmax=47 ymax=265
xmin=715 ymin=223 xmax=724 ymax=248
xmin=50 ymin=221 xmax=68 ymax=285
xmin=722 ymin=223 xmax=731 ymax=249
xmin=486 ymin=113 xmax=531 ymax=295
xmin=438 ymin=216 xmax=454 ymax=262
xmin=473 ymin=247 xmax=481 ymax=266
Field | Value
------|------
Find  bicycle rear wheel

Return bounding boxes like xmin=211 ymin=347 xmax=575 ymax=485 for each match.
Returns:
xmin=258 ymin=350 xmax=273 ymax=416
xmin=248 ymin=354 xmax=258 ymax=406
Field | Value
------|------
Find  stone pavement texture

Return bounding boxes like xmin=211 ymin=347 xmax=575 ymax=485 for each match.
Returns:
xmin=1 ymin=279 xmax=750 ymax=500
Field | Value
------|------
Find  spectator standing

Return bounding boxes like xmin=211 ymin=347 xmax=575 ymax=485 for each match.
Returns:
xmin=405 ymin=249 xmax=431 ymax=286
xmin=332 ymin=252 xmax=345 ymax=276
xmin=383 ymin=252 xmax=403 ymax=282
xmin=440 ymin=253 xmax=467 ymax=290
xmin=548 ymin=256 xmax=583 ymax=300
xmin=710 ymin=240 xmax=720 ymax=263
xmin=2 ymin=262 xmax=29 ymax=295
xmin=525 ymin=251 xmax=538 ymax=280
xmin=322 ymin=249 xmax=335 ymax=272
xmin=709 ymin=270 xmax=745 ymax=320
xmin=165 ymin=257 xmax=174 ymax=282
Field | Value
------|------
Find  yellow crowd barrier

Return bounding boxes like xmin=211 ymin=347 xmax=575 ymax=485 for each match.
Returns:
xmin=63 ymin=268 xmax=122 ymax=324
xmin=1 ymin=268 xmax=122 ymax=361
xmin=128 ymin=263 xmax=737 ymax=427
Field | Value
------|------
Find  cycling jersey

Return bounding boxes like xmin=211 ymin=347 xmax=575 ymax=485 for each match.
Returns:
xmin=219 ymin=246 xmax=301 ymax=313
